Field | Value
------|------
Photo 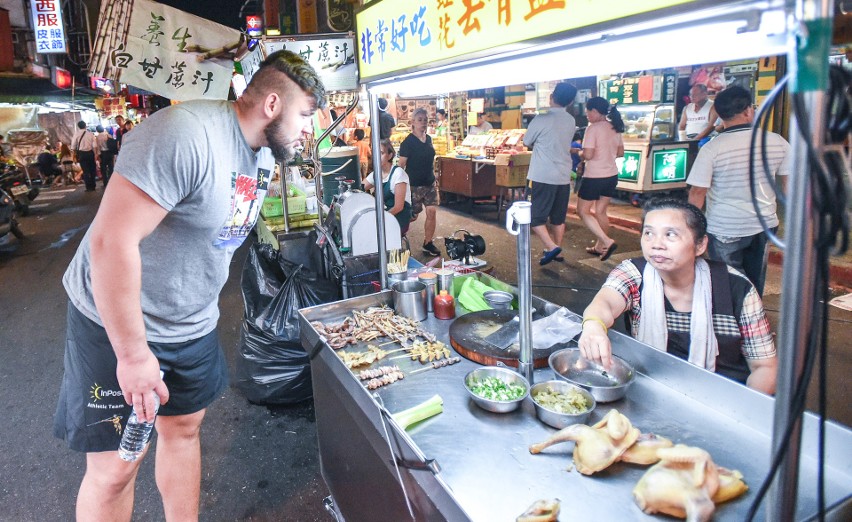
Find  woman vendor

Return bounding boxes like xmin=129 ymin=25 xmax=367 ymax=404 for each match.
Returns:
xmin=578 ymin=198 xmax=777 ymax=394
xmin=363 ymin=139 xmax=412 ymax=238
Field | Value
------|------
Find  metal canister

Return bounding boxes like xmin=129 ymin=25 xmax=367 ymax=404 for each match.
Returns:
xmin=417 ymin=272 xmax=437 ymax=314
xmin=435 ymin=269 xmax=454 ymax=296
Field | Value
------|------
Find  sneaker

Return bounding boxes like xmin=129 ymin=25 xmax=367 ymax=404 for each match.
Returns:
xmin=422 ymin=241 xmax=441 ymax=256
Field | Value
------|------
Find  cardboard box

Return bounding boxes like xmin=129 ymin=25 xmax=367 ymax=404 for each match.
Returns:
xmin=494 ymin=152 xmax=532 ymax=166
xmin=496 ymin=164 xmax=529 ymax=187
xmin=261 ymin=186 xmax=307 ymax=218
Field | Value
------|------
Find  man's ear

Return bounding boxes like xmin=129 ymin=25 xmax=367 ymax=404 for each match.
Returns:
xmin=263 ymin=92 xmax=281 ymax=119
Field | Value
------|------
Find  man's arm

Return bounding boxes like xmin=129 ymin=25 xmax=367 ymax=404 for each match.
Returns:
xmin=679 ymin=106 xmax=688 ymax=131
xmin=89 ymin=173 xmax=170 ymax=421
xmin=688 ymin=186 xmax=708 ymax=209
xmin=694 ymin=106 xmax=720 ymax=140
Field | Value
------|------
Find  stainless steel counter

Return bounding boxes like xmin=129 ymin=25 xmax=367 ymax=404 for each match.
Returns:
xmin=299 ymin=283 xmax=852 ymax=521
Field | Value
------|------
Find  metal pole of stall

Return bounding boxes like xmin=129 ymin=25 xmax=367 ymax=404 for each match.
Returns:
xmin=506 ymin=201 xmax=534 ymax=384
xmin=368 ymin=91 xmax=389 ymax=290
xmin=767 ymin=1 xmax=831 ymax=519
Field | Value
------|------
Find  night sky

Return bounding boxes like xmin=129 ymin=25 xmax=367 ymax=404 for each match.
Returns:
xmin=155 ymin=0 xmax=246 ymax=30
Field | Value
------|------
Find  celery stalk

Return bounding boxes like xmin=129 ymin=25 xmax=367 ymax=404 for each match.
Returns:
xmin=392 ymin=394 xmax=444 ymax=430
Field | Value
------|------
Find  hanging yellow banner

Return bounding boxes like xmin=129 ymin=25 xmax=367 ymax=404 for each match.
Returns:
xmin=356 ymin=0 xmax=699 ymax=81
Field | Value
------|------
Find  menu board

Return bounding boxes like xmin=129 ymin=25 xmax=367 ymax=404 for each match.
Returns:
xmin=602 ymin=74 xmax=677 ymax=105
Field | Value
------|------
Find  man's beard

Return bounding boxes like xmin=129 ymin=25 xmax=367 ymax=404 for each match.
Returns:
xmin=264 ymin=117 xmax=297 ymax=162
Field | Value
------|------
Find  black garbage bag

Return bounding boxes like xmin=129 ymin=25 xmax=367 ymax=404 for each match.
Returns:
xmin=236 ymin=242 xmax=339 ymax=405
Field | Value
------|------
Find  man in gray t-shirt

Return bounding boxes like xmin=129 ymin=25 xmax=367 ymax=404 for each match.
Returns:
xmin=54 ymin=51 xmax=325 ymax=520
xmin=523 ymin=82 xmax=577 ymax=265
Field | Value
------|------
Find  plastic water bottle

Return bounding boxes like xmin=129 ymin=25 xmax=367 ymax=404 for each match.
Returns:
xmin=118 ymin=375 xmax=163 ymax=462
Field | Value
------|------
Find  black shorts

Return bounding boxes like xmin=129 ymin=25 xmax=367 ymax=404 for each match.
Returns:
xmin=530 ymin=181 xmax=571 ymax=227
xmin=53 ymin=302 xmax=227 ymax=453
xmin=578 ymin=175 xmax=618 ymax=201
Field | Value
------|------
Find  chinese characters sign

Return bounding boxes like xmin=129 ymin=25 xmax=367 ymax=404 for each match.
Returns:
xmin=652 ymin=148 xmax=687 ymax=183
xmin=602 ymin=73 xmax=677 ymax=106
xmin=617 ymin=150 xmax=642 ymax=183
xmin=100 ymin=0 xmax=240 ymax=101
xmin=356 ymin=0 xmax=698 ymax=81
xmin=266 ymin=37 xmax=357 ymax=92
xmin=30 ymin=0 xmax=67 ymax=54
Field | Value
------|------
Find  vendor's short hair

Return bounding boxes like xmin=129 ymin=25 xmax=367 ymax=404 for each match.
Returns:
xmin=642 ymin=197 xmax=707 ymax=244
xmin=77 ymin=121 xmax=86 ymax=129
xmin=378 ymin=98 xmax=389 ymax=110
xmin=714 ymin=86 xmax=752 ymax=120
xmin=354 ymin=128 xmax=365 ymax=140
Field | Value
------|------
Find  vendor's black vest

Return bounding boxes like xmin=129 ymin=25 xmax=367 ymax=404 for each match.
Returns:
xmin=630 ymin=257 xmax=751 ymax=384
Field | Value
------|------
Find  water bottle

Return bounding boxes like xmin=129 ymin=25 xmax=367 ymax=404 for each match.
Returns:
xmin=118 ymin=373 xmax=163 ymax=462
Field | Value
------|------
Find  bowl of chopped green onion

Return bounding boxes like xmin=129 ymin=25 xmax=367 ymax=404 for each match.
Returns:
xmin=530 ymin=380 xmax=596 ymax=429
xmin=464 ymin=366 xmax=530 ymax=413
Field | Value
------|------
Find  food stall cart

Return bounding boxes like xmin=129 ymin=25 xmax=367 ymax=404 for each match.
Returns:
xmin=312 ymin=0 xmax=849 ymax=520
xmin=299 ymin=274 xmax=852 ymax=520
xmin=600 ymin=74 xmax=696 ymax=195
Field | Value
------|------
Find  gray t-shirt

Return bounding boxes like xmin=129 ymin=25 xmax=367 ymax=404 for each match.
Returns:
xmin=63 ymin=100 xmax=274 ymax=343
xmin=524 ymin=108 xmax=576 ymax=185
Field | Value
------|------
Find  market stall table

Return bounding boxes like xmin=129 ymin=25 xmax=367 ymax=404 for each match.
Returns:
xmin=299 ymin=274 xmax=852 ymax=521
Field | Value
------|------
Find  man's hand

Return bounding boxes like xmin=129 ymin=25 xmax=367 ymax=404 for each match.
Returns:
xmin=116 ymin=349 xmax=169 ymax=423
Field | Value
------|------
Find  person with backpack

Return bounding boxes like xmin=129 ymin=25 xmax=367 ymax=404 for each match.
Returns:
xmin=577 ymin=198 xmax=777 ymax=394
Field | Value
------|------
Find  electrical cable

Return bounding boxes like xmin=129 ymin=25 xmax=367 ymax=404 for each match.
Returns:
xmin=745 ymin=64 xmax=850 ymax=521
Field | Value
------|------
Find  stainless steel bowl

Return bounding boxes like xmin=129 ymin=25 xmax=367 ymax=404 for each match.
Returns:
xmin=483 ymin=290 xmax=513 ymax=310
xmin=464 ymin=366 xmax=529 ymax=413
xmin=549 ymin=348 xmax=635 ymax=403
xmin=530 ymin=380 xmax=596 ymax=429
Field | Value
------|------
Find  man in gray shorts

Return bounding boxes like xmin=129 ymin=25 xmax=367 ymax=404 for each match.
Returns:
xmin=53 ymin=50 xmax=325 ymax=520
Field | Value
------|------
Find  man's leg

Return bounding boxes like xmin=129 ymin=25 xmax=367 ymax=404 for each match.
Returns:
xmin=741 ymin=230 xmax=775 ymax=296
xmin=77 ymin=451 xmax=145 ymax=522
xmin=424 ymin=205 xmax=437 ymax=244
xmin=532 ymin=225 xmax=557 ymax=251
xmin=706 ymin=234 xmax=748 ymax=273
xmin=155 ymin=410 xmax=206 ymax=522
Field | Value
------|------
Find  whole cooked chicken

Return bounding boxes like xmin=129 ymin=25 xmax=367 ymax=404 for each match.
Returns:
xmin=632 ymin=444 xmax=746 ymax=521
xmin=619 ymin=432 xmax=674 ymax=465
xmin=529 ymin=409 xmax=640 ymax=475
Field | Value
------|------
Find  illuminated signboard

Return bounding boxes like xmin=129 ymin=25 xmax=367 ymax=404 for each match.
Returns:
xmin=246 ymin=15 xmax=263 ymax=37
xmin=652 ymin=149 xmax=688 ymax=183
xmin=31 ymin=0 xmax=67 ymax=54
xmin=266 ymin=37 xmax=357 ymax=92
xmin=356 ymin=0 xmax=697 ymax=81
xmin=602 ymin=73 xmax=678 ymax=105
xmin=617 ymin=151 xmax=643 ymax=182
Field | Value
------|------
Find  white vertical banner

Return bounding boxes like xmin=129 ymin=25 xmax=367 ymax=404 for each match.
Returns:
xmin=98 ymin=0 xmax=241 ymax=101
xmin=30 ymin=0 xmax=67 ymax=54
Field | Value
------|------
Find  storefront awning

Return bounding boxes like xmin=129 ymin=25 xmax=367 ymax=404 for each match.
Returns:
xmin=0 ymin=77 xmax=99 ymax=106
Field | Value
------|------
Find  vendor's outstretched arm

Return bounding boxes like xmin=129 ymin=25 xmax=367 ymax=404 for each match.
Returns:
xmin=89 ymin=173 xmax=170 ymax=422
xmin=746 ymin=356 xmax=778 ymax=395
xmin=578 ymin=287 xmax=628 ymax=368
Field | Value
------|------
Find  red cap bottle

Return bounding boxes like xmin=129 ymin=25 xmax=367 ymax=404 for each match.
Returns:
xmin=433 ymin=290 xmax=456 ymax=320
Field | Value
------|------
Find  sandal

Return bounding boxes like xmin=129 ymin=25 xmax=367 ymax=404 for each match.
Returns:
xmin=600 ymin=242 xmax=618 ymax=262
xmin=585 ymin=246 xmax=604 ymax=255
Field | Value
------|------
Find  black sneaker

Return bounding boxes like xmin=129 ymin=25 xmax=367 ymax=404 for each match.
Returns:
xmin=422 ymin=241 xmax=441 ymax=256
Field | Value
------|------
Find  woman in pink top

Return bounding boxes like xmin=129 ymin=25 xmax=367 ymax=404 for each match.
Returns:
xmin=578 ymin=97 xmax=625 ymax=261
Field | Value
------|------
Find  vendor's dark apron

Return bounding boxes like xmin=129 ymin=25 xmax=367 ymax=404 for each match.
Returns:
xmin=630 ymin=257 xmax=750 ymax=384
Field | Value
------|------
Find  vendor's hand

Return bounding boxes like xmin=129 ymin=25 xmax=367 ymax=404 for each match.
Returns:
xmin=116 ymin=349 xmax=169 ymax=423
xmin=578 ymin=323 xmax=613 ymax=369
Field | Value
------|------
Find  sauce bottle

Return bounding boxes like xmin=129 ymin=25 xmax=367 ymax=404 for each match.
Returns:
xmin=433 ymin=290 xmax=456 ymax=320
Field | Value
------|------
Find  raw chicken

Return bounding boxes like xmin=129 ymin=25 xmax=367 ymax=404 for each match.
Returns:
xmin=516 ymin=498 xmax=560 ymax=522
xmin=529 ymin=409 xmax=640 ymax=475
xmin=632 ymin=444 xmax=746 ymax=521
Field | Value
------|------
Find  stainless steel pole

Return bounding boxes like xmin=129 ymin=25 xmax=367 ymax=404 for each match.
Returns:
xmin=768 ymin=1 xmax=832 ymax=519
xmin=368 ymin=91 xmax=389 ymax=289
xmin=506 ymin=201 xmax=534 ymax=384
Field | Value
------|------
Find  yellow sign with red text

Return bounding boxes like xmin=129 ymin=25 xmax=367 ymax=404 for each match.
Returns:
xmin=356 ymin=0 xmax=698 ymax=81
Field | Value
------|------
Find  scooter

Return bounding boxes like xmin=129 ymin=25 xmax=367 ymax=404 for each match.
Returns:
xmin=0 ymin=187 xmax=24 ymax=240
xmin=0 ymin=163 xmax=39 ymax=216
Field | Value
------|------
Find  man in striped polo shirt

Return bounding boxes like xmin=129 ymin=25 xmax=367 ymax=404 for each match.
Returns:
xmin=687 ymin=86 xmax=790 ymax=296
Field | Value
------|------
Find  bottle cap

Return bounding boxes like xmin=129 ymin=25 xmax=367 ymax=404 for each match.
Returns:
xmin=439 ymin=290 xmax=448 ymax=296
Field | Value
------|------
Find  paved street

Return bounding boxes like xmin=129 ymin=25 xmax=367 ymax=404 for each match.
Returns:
xmin=0 ymin=186 xmax=849 ymax=521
